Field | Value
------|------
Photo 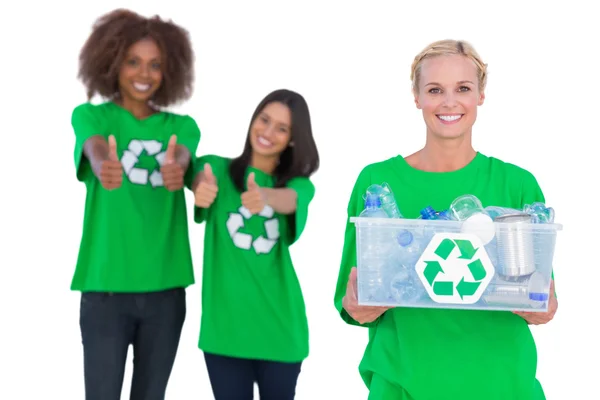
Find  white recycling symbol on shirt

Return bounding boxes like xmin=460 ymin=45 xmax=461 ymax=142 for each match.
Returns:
xmin=120 ymin=139 xmax=166 ymax=187
xmin=226 ymin=205 xmax=279 ymax=254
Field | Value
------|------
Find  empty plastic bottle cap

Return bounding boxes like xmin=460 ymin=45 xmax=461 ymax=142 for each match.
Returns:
xmin=419 ymin=206 xmax=436 ymax=219
xmin=364 ymin=194 xmax=382 ymax=208
xmin=460 ymin=213 xmax=495 ymax=245
xmin=396 ymin=230 xmax=413 ymax=247
xmin=529 ymin=292 xmax=549 ymax=301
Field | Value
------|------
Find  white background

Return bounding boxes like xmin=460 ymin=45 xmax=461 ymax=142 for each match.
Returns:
xmin=1 ymin=1 xmax=597 ymax=399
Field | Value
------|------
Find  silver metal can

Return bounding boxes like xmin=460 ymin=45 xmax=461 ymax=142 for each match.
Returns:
xmin=494 ymin=213 xmax=536 ymax=279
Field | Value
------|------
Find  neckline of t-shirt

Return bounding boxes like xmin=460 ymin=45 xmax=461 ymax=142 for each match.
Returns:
xmin=108 ymin=101 xmax=166 ymax=123
xmin=392 ymin=151 xmax=486 ymax=187
xmin=247 ymin=165 xmax=274 ymax=180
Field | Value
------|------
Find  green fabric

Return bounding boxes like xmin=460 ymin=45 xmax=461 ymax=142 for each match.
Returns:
xmin=70 ymin=102 xmax=200 ymax=292
xmin=369 ymin=373 xmax=414 ymax=400
xmin=194 ymin=155 xmax=315 ymax=362
xmin=334 ymin=152 xmax=549 ymax=400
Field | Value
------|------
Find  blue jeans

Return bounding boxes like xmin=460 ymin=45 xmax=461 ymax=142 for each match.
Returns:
xmin=79 ymin=288 xmax=186 ymax=400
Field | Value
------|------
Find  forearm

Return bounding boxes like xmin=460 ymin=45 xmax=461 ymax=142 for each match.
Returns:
xmin=83 ymin=135 xmax=109 ymax=176
xmin=264 ymin=188 xmax=298 ymax=215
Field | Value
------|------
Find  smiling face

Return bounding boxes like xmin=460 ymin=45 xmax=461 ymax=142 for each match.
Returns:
xmin=414 ymin=54 xmax=485 ymax=140
xmin=118 ymin=38 xmax=163 ymax=104
xmin=249 ymin=101 xmax=292 ymax=159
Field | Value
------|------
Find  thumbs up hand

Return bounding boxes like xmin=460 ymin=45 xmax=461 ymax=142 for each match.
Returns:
xmin=194 ymin=163 xmax=219 ymax=208
xmin=99 ymin=134 xmax=123 ymax=190
xmin=241 ymin=172 xmax=267 ymax=214
xmin=160 ymin=134 xmax=185 ymax=191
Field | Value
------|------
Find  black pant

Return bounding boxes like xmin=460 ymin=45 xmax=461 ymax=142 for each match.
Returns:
xmin=79 ymin=288 xmax=186 ymax=400
xmin=204 ymin=352 xmax=302 ymax=400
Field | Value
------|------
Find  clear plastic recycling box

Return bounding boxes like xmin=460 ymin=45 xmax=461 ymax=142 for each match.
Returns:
xmin=352 ymin=215 xmax=562 ymax=312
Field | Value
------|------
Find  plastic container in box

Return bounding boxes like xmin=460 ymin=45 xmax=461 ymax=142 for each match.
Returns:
xmin=352 ymin=215 xmax=562 ymax=312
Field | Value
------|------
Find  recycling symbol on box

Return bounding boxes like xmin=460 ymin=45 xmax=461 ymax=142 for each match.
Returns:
xmin=120 ymin=139 xmax=167 ymax=188
xmin=226 ymin=205 xmax=279 ymax=255
xmin=415 ymin=233 xmax=495 ymax=304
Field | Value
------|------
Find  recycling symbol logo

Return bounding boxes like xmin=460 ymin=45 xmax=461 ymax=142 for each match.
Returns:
xmin=120 ymin=139 xmax=167 ymax=187
xmin=226 ymin=205 xmax=279 ymax=255
xmin=415 ymin=233 xmax=495 ymax=304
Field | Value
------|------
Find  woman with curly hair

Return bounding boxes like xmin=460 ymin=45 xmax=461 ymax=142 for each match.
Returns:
xmin=70 ymin=9 xmax=199 ymax=400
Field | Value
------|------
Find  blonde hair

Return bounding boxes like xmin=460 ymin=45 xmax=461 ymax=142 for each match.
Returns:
xmin=410 ymin=39 xmax=488 ymax=93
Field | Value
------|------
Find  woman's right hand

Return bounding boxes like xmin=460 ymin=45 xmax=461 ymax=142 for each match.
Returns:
xmin=95 ymin=135 xmax=123 ymax=190
xmin=342 ymin=267 xmax=392 ymax=324
xmin=194 ymin=163 xmax=218 ymax=208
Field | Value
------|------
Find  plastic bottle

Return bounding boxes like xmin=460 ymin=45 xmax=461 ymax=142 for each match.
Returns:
xmin=419 ymin=206 xmax=437 ymax=220
xmin=359 ymin=193 xmax=388 ymax=218
xmin=389 ymin=232 xmax=426 ymax=304
xmin=449 ymin=194 xmax=495 ymax=245
xmin=527 ymin=271 xmax=549 ymax=304
xmin=390 ymin=266 xmax=423 ymax=304
xmin=387 ymin=207 xmax=431 ymax=304
xmin=366 ymin=183 xmax=403 ymax=218
xmin=358 ymin=193 xmax=391 ymax=302
xmin=523 ymin=202 xmax=555 ymax=224
xmin=418 ymin=206 xmax=452 ymax=220
xmin=396 ymin=230 xmax=422 ymax=266
xmin=437 ymin=210 xmax=452 ymax=220
xmin=366 ymin=183 xmax=415 ymax=253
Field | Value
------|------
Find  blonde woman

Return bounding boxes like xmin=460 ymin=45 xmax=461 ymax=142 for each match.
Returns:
xmin=334 ymin=40 xmax=558 ymax=399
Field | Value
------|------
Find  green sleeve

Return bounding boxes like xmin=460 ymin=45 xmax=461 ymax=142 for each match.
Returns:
xmin=193 ymin=154 xmax=225 ymax=224
xmin=333 ymin=166 xmax=380 ymax=328
xmin=285 ymin=177 xmax=315 ymax=245
xmin=71 ymin=103 xmax=105 ymax=182
xmin=520 ymin=170 xmax=545 ymax=206
xmin=179 ymin=116 xmax=201 ymax=189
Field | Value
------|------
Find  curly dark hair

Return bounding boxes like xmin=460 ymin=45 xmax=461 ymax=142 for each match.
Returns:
xmin=77 ymin=9 xmax=194 ymax=107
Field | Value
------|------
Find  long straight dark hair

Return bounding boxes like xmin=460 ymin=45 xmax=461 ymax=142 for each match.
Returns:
xmin=229 ymin=89 xmax=320 ymax=192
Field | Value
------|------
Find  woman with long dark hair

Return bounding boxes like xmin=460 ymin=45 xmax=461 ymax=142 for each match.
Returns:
xmin=192 ymin=89 xmax=319 ymax=399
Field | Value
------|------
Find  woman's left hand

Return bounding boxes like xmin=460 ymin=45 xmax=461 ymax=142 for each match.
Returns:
xmin=241 ymin=172 xmax=267 ymax=214
xmin=161 ymin=135 xmax=186 ymax=191
xmin=513 ymin=279 xmax=558 ymax=325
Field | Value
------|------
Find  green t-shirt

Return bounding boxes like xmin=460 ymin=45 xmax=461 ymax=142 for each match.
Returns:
xmin=71 ymin=101 xmax=201 ymax=293
xmin=334 ymin=152 xmax=548 ymax=400
xmin=193 ymin=155 xmax=314 ymax=363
